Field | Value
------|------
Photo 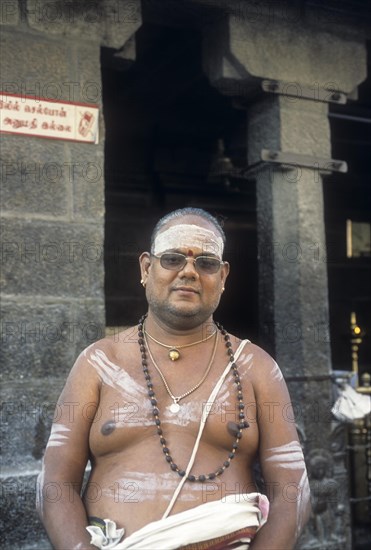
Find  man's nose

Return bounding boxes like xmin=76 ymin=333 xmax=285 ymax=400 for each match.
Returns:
xmin=179 ymin=257 xmax=199 ymax=277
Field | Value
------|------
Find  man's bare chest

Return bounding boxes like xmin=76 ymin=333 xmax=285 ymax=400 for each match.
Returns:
xmin=88 ymin=359 xmax=259 ymax=462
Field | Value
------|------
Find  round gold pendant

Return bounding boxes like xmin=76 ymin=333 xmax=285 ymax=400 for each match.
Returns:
xmin=169 ymin=349 xmax=180 ymax=361
xmin=170 ymin=402 xmax=180 ymax=413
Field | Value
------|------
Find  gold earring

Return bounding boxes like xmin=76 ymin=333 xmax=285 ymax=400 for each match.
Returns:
xmin=221 ymin=287 xmax=225 ymax=292
xmin=141 ymin=279 xmax=146 ymax=287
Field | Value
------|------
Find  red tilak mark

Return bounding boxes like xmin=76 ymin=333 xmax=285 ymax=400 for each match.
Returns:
xmin=187 ymin=249 xmax=194 ymax=256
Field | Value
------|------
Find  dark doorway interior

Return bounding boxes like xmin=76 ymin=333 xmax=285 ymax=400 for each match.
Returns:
xmin=101 ymin=22 xmax=258 ymax=339
xmin=325 ymin=40 xmax=371 ymax=378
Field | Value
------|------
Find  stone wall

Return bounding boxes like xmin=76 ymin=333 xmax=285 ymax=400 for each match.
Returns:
xmin=0 ymin=1 xmax=140 ymax=547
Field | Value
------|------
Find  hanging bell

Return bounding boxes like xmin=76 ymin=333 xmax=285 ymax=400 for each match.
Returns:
xmin=169 ymin=349 xmax=180 ymax=361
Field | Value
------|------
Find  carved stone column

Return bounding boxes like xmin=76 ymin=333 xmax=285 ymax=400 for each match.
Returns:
xmin=203 ymin=5 xmax=367 ymax=549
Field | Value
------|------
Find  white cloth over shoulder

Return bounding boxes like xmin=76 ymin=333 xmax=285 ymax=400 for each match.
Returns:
xmin=332 ymin=383 xmax=371 ymax=422
xmin=87 ymin=492 xmax=269 ymax=550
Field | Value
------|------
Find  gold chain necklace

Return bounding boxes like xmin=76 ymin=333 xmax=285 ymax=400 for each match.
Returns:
xmin=144 ymin=326 xmax=217 ymax=361
xmin=143 ymin=327 xmax=218 ymax=413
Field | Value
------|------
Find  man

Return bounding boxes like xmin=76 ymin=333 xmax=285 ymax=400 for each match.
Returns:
xmin=37 ymin=207 xmax=311 ymax=549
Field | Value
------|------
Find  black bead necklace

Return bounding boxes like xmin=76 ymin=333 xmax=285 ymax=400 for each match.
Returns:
xmin=137 ymin=315 xmax=249 ymax=482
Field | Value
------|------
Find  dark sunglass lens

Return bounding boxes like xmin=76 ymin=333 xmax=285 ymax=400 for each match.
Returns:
xmin=161 ymin=253 xmax=185 ymax=270
xmin=196 ymin=257 xmax=220 ymax=274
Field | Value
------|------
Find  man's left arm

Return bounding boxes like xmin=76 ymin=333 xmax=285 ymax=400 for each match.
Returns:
xmin=249 ymin=349 xmax=311 ymax=550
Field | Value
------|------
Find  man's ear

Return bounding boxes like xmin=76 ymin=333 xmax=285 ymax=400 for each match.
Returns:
xmin=220 ymin=262 xmax=229 ymax=292
xmin=220 ymin=261 xmax=230 ymax=289
xmin=139 ymin=252 xmax=151 ymax=284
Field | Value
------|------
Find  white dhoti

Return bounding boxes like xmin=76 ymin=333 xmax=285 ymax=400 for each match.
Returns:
xmin=87 ymin=492 xmax=269 ymax=550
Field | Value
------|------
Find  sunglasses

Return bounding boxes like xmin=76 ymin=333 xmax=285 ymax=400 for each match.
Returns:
xmin=152 ymin=252 xmax=225 ymax=275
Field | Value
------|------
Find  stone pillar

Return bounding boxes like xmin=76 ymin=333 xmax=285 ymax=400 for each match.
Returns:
xmin=203 ymin=4 xmax=367 ymax=549
xmin=249 ymin=97 xmax=349 ymax=550
xmin=0 ymin=1 xmax=141 ymax=548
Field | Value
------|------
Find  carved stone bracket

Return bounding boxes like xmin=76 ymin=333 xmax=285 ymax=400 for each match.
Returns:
xmin=25 ymin=0 xmax=142 ymax=54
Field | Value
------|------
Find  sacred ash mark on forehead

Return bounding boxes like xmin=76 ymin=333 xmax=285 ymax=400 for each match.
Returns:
xmin=153 ymin=224 xmax=224 ymax=259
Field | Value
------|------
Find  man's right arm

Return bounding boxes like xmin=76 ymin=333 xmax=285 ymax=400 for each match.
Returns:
xmin=36 ymin=348 xmax=101 ymax=549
